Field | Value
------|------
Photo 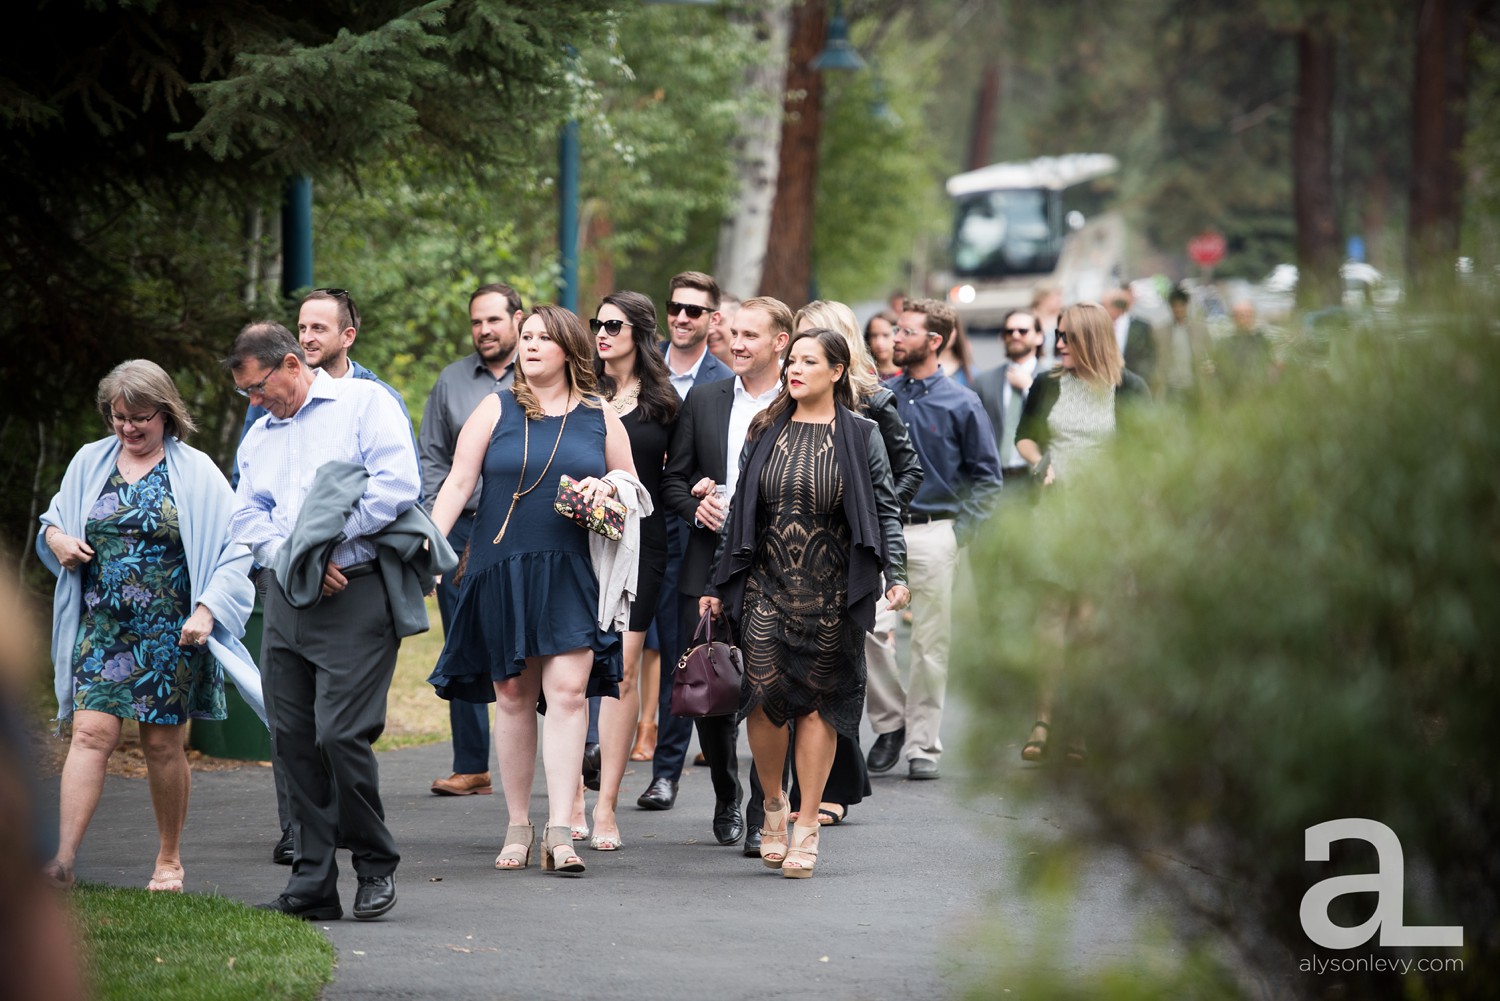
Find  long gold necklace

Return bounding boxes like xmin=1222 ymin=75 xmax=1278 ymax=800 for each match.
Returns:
xmin=492 ymin=398 xmax=570 ymax=544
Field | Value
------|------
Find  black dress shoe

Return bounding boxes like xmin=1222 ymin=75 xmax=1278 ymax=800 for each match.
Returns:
xmin=712 ymin=800 xmax=744 ymax=845
xmin=353 ymin=875 xmax=396 ymax=920
xmin=272 ymin=826 xmax=294 ymax=866
xmin=866 ymin=727 xmax=905 ymax=773
xmin=582 ymin=742 xmax=602 ymax=792
xmin=742 ymin=825 xmax=762 ymax=857
xmin=636 ymin=777 xmax=678 ymax=811
xmin=256 ymin=893 xmax=341 ymax=921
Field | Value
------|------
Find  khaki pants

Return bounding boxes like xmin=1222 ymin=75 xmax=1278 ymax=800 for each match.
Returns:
xmin=864 ymin=519 xmax=957 ymax=764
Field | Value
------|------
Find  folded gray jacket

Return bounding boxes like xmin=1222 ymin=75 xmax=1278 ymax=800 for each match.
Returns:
xmin=272 ymin=461 xmax=459 ymax=638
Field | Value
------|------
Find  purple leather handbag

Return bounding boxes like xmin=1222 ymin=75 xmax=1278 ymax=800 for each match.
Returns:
xmin=670 ymin=609 xmax=744 ymax=718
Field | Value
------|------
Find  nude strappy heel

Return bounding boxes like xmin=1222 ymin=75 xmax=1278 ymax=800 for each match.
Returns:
xmin=782 ymin=823 xmax=820 ymax=878
xmin=542 ymin=824 xmax=585 ymax=874
xmin=494 ymin=822 xmax=534 ymax=870
xmin=760 ymin=794 xmax=790 ymax=869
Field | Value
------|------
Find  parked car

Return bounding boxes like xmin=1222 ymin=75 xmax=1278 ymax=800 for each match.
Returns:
xmin=1251 ymin=262 xmax=1402 ymax=321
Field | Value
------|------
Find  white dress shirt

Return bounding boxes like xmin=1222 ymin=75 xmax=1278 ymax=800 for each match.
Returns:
xmin=231 ymin=370 xmax=421 ymax=569
xmin=724 ymin=376 xmax=780 ymax=500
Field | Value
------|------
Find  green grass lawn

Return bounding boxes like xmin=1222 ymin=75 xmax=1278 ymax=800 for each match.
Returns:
xmin=375 ymin=596 xmax=454 ymax=751
xmin=74 ymin=883 xmax=335 ymax=1001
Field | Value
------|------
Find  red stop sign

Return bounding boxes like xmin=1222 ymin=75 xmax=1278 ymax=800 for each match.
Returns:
xmin=1189 ymin=231 xmax=1226 ymax=267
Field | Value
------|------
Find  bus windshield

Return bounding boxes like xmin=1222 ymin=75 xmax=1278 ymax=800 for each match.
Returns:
xmin=950 ymin=188 xmax=1058 ymax=278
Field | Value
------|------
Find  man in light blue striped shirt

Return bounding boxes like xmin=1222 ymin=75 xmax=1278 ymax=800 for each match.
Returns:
xmin=228 ymin=320 xmax=419 ymax=922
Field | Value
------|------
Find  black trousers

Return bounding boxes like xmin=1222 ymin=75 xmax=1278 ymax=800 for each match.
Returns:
xmin=263 ymin=572 xmax=401 ymax=902
xmin=791 ymin=731 xmax=871 ymax=813
xmin=676 ymin=593 xmax=745 ymax=814
xmin=651 ymin=520 xmax=691 ymax=784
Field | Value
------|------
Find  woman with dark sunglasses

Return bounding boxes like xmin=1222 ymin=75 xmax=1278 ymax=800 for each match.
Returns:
xmin=581 ymin=291 xmax=679 ymax=851
xmin=1013 ymin=302 xmax=1150 ymax=763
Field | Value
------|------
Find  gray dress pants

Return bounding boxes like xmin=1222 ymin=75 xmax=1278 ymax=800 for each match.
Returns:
xmin=262 ymin=571 xmax=401 ymax=902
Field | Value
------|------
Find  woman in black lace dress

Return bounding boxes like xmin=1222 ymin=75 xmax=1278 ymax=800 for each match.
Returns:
xmin=791 ymin=300 xmax=922 ymax=827
xmin=703 ymin=329 xmax=908 ymax=878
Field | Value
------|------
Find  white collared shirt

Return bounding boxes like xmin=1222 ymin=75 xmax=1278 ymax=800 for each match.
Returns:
xmin=667 ymin=344 xmax=710 ymax=400
xmin=725 ymin=376 xmax=781 ymax=499
xmin=1002 ymin=355 xmax=1039 ymax=467
xmin=1114 ymin=312 xmax=1131 ymax=356
xmin=231 ymin=370 xmax=420 ymax=569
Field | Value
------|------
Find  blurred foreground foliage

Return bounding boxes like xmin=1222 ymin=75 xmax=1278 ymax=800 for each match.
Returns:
xmin=958 ymin=302 xmax=1499 ymax=998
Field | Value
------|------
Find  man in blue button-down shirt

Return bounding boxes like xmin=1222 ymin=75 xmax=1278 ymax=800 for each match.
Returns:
xmin=228 ymin=321 xmax=420 ymax=921
xmin=864 ymin=299 xmax=1002 ymax=781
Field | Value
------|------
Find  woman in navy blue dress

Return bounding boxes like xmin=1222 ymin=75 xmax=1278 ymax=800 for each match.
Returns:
xmin=429 ymin=305 xmax=636 ymax=875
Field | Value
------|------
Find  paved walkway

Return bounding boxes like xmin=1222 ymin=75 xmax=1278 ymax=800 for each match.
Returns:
xmin=44 ymin=706 xmax=1180 ymax=1000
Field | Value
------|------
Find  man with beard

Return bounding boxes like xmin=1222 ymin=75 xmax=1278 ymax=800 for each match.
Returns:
xmin=418 ymin=283 xmax=524 ymax=797
xmin=973 ymin=307 xmax=1049 ymax=489
xmin=865 ymin=298 xmax=1001 ymax=781
xmin=663 ymin=271 xmax=732 ymax=397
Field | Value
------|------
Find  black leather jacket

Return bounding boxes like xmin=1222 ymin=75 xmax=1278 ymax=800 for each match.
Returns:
xmin=861 ymin=386 xmax=923 ymax=513
xmin=708 ymin=408 xmax=907 ymax=629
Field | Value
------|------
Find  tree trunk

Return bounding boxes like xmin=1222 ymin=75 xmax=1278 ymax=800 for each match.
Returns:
xmin=714 ymin=0 xmax=791 ymax=300
xmin=1293 ymin=26 xmax=1341 ymax=311
xmin=1407 ymin=0 xmax=1472 ymax=296
xmin=967 ymin=62 xmax=1001 ymax=171
xmin=582 ymin=208 xmax=615 ymax=309
xmin=758 ymin=0 xmax=827 ymax=307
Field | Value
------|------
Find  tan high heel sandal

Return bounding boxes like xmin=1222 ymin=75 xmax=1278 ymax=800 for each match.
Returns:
xmin=629 ymin=720 xmax=658 ymax=761
xmin=782 ymin=823 xmax=820 ymax=878
xmin=542 ymin=824 xmax=585 ymax=874
xmin=760 ymin=794 xmax=790 ymax=869
xmin=494 ymin=822 xmax=534 ymax=871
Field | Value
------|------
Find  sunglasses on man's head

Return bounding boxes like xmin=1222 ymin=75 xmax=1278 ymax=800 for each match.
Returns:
xmin=666 ymin=301 xmax=709 ymax=320
xmin=311 ymin=287 xmax=360 ymax=330
xmin=589 ymin=318 xmax=631 ymax=335
xmin=1003 ymin=326 xmax=1032 ymax=336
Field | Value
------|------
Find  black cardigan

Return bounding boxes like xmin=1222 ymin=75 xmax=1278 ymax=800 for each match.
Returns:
xmin=708 ymin=405 xmax=906 ymax=638
xmin=1014 ymin=368 xmax=1151 ymax=454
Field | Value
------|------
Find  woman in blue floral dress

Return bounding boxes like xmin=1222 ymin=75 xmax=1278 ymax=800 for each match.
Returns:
xmin=39 ymin=360 xmax=257 ymax=891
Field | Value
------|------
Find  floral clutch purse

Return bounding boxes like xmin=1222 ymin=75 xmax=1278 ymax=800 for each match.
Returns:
xmin=554 ymin=474 xmax=626 ymax=541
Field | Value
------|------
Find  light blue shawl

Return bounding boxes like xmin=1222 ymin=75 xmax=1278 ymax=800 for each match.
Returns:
xmin=36 ymin=435 xmax=264 ymax=725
